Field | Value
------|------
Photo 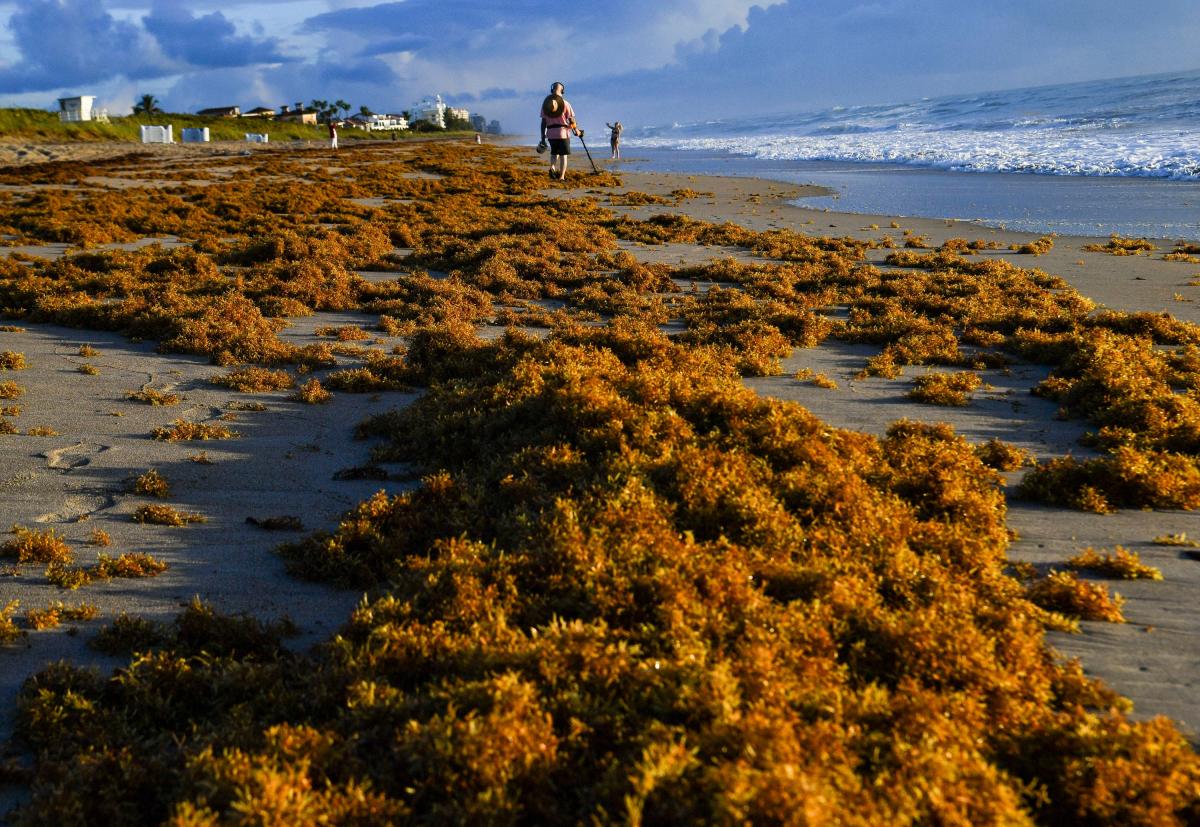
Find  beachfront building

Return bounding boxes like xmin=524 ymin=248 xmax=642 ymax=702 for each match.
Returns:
xmin=447 ymin=106 xmax=470 ymax=124
xmin=487 ymin=120 xmax=502 ymax=135
xmin=57 ymin=95 xmax=99 ymax=123
xmin=197 ymin=105 xmax=240 ymax=118
xmin=370 ymin=114 xmax=409 ymax=131
xmin=411 ymin=95 xmax=446 ymax=129
xmin=345 ymin=112 xmax=409 ymax=131
xmin=243 ymin=107 xmax=275 ymax=119
xmin=469 ymin=114 xmax=487 ymax=132
xmin=277 ymin=105 xmax=318 ymax=124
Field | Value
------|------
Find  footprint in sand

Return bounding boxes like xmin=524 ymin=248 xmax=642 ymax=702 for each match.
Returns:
xmin=35 ymin=492 xmax=116 ymax=523
xmin=42 ymin=441 xmax=111 ymax=471
xmin=180 ymin=404 xmax=223 ymax=421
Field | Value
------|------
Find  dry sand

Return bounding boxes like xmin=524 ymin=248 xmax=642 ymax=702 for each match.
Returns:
xmin=0 ymin=140 xmax=307 ymax=169
xmin=0 ymin=142 xmax=1197 ymax=779
xmin=0 ymin=313 xmax=418 ymax=746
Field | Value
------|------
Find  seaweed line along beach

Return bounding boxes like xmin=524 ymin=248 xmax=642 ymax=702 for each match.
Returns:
xmin=0 ymin=138 xmax=1199 ymax=823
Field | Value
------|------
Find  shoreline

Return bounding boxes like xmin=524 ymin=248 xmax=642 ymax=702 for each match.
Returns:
xmin=613 ymin=146 xmax=1200 ymax=241
xmin=597 ymin=165 xmax=1200 ymax=325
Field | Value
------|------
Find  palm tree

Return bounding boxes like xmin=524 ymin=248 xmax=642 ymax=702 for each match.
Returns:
xmin=132 ymin=94 xmax=161 ymax=115
xmin=359 ymin=105 xmax=372 ymax=117
xmin=335 ymin=99 xmax=350 ymax=119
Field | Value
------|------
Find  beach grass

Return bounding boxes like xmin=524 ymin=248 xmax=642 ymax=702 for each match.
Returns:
xmin=0 ymin=107 xmax=476 ymax=144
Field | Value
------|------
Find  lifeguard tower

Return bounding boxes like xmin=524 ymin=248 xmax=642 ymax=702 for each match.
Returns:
xmin=57 ymin=96 xmax=108 ymax=123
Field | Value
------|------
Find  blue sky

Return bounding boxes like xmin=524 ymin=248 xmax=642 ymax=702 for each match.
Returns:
xmin=0 ymin=0 xmax=1198 ymax=133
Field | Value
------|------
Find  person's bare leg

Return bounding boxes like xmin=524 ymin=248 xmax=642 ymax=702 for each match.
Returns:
xmin=560 ymin=155 xmax=569 ymax=180
xmin=550 ymin=153 xmax=561 ymax=178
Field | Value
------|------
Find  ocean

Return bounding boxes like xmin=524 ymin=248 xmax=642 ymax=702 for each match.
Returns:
xmin=622 ymin=70 xmax=1200 ymax=239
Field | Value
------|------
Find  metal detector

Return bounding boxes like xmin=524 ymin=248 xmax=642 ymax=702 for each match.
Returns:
xmin=577 ymin=131 xmax=600 ymax=174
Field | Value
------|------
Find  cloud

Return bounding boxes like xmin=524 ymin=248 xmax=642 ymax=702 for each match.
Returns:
xmin=299 ymin=0 xmax=776 ymax=95
xmin=569 ymin=0 xmax=1200 ymax=127
xmin=360 ymin=34 xmax=432 ymax=56
xmin=311 ymin=56 xmax=396 ymax=86
xmin=0 ymin=0 xmax=296 ymax=96
xmin=2 ymin=0 xmax=1198 ymax=134
xmin=0 ymin=0 xmax=167 ymax=93
xmin=141 ymin=2 xmax=294 ymax=69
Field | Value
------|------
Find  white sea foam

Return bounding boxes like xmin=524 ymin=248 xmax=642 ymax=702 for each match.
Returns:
xmin=628 ymin=127 xmax=1200 ymax=180
xmin=627 ymin=70 xmax=1200 ymax=180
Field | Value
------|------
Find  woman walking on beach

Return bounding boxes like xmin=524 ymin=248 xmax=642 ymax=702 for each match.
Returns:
xmin=607 ymin=121 xmax=623 ymax=159
xmin=540 ymin=82 xmax=580 ymax=181
xmin=328 ymin=120 xmax=338 ymax=151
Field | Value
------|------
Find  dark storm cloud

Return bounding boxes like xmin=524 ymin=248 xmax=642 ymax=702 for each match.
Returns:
xmin=0 ymin=0 xmax=164 ymax=93
xmin=312 ymin=56 xmax=397 ymax=86
xmin=141 ymin=2 xmax=293 ymax=69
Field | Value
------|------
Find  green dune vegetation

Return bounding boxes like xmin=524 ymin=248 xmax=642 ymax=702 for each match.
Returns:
xmin=0 ymin=108 xmax=338 ymax=143
xmin=0 ymin=107 xmax=472 ymax=144
xmin=0 ymin=141 xmax=1198 ymax=823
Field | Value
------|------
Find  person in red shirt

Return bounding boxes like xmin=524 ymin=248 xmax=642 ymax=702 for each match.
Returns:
xmin=539 ymin=82 xmax=581 ymax=181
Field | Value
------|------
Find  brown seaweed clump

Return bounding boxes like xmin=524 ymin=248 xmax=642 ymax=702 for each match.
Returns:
xmin=975 ymin=438 xmax=1033 ymax=471
xmin=132 ymin=469 xmax=170 ymax=498
xmin=1067 ymin=546 xmax=1162 ymax=580
xmin=1026 ymin=570 xmax=1126 ymax=622
xmin=1083 ymin=234 xmax=1157 ymax=255
xmin=290 ymin=377 xmax=333 ymax=404
xmin=1 ymin=526 xmax=72 ymax=566
xmin=152 ymin=420 xmax=238 ymax=441
xmin=132 ymin=504 xmax=205 ymax=526
xmin=25 ymin=602 xmax=99 ymax=630
xmin=908 ymin=370 xmax=983 ymax=405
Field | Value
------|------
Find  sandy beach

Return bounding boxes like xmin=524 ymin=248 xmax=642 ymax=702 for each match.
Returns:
xmin=0 ymin=138 xmax=1197 ymax=821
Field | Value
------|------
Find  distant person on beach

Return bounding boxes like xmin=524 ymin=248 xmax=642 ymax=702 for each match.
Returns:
xmin=328 ymin=121 xmax=338 ymax=151
xmin=606 ymin=121 xmax=623 ymax=159
xmin=540 ymin=82 xmax=580 ymax=180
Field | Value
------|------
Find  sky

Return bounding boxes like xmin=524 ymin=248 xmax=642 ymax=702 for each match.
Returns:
xmin=0 ymin=0 xmax=1198 ymax=134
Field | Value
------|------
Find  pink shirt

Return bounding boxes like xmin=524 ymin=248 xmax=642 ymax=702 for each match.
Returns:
xmin=541 ymin=99 xmax=575 ymax=140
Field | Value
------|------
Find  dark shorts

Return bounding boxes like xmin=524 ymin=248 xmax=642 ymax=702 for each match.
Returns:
xmin=548 ymin=137 xmax=570 ymax=155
